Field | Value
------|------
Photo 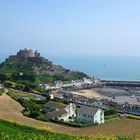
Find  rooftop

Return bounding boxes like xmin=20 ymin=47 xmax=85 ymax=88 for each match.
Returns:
xmin=46 ymin=109 xmax=67 ymax=118
xmin=78 ymin=105 xmax=102 ymax=116
xmin=52 ymin=92 xmax=63 ymax=98
xmin=44 ymin=101 xmax=66 ymax=109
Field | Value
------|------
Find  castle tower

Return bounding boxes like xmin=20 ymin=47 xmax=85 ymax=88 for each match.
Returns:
xmin=8 ymin=48 xmax=41 ymax=61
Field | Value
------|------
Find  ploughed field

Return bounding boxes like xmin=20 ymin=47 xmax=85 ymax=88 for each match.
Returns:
xmin=0 ymin=93 xmax=140 ymax=137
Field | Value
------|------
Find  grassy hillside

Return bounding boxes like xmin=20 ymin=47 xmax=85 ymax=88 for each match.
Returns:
xmin=0 ymin=59 xmax=87 ymax=84
xmin=0 ymin=57 xmax=88 ymax=93
xmin=0 ymin=119 xmax=137 ymax=140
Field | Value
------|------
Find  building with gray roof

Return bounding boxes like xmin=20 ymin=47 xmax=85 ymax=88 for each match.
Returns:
xmin=77 ymin=105 xmax=104 ymax=124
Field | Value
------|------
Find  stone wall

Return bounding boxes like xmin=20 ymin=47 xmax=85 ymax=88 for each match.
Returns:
xmin=8 ymin=48 xmax=40 ymax=61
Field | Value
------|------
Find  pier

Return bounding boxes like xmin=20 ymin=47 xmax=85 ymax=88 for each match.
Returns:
xmin=101 ymin=80 xmax=140 ymax=87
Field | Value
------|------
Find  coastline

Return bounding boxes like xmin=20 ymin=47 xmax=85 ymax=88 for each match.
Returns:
xmin=72 ymin=90 xmax=101 ymax=99
xmin=73 ymin=86 xmax=140 ymax=106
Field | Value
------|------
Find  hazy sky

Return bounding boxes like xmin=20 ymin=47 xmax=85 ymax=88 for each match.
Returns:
xmin=0 ymin=0 xmax=140 ymax=58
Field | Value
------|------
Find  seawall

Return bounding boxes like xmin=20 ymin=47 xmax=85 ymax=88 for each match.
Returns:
xmin=101 ymin=80 xmax=140 ymax=87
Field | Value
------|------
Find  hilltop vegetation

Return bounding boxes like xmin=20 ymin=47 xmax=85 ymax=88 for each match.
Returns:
xmin=0 ymin=58 xmax=86 ymax=83
xmin=0 ymin=57 xmax=88 ymax=92
xmin=0 ymin=119 xmax=136 ymax=140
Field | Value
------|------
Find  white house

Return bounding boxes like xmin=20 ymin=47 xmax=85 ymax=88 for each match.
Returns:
xmin=83 ymin=78 xmax=93 ymax=84
xmin=46 ymin=109 xmax=68 ymax=121
xmin=65 ymin=103 xmax=76 ymax=117
xmin=77 ymin=105 xmax=104 ymax=124
xmin=44 ymin=101 xmax=76 ymax=121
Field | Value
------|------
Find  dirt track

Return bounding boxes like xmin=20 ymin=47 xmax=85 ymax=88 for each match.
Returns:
xmin=0 ymin=93 xmax=140 ymax=137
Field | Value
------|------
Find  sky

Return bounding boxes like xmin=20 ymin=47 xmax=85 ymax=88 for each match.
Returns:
xmin=0 ymin=0 xmax=140 ymax=59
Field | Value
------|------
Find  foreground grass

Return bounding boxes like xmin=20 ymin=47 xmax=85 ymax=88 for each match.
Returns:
xmin=0 ymin=119 xmax=137 ymax=140
xmin=105 ymin=114 xmax=118 ymax=120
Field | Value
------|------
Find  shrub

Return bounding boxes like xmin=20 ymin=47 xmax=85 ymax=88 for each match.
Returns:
xmin=104 ymin=109 xmax=116 ymax=116
xmin=4 ymin=81 xmax=12 ymax=88
xmin=0 ymin=89 xmax=5 ymax=96
xmin=126 ymin=115 xmax=140 ymax=120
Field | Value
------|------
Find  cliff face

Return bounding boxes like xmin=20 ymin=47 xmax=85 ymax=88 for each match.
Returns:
xmin=0 ymin=50 xmax=89 ymax=83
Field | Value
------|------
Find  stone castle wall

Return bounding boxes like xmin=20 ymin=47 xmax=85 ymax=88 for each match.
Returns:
xmin=9 ymin=48 xmax=40 ymax=61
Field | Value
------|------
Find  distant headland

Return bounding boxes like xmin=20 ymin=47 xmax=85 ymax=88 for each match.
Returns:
xmin=0 ymin=48 xmax=89 ymax=89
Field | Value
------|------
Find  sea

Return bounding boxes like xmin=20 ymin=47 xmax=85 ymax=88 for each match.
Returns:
xmin=1 ymin=55 xmax=140 ymax=81
xmin=48 ymin=56 xmax=140 ymax=81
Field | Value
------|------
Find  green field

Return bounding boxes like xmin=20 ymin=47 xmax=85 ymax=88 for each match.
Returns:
xmin=0 ymin=119 xmax=137 ymax=140
xmin=7 ymin=90 xmax=33 ymax=100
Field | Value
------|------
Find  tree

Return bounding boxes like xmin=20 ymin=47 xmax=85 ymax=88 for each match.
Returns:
xmin=15 ymin=84 xmax=24 ymax=90
xmin=0 ymin=73 xmax=7 ymax=82
xmin=104 ymin=109 xmax=116 ymax=116
xmin=4 ymin=81 xmax=12 ymax=88
xmin=24 ymin=82 xmax=30 ymax=92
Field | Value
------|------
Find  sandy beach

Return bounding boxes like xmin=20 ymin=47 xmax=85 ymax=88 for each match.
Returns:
xmin=73 ymin=87 xmax=140 ymax=105
xmin=72 ymin=89 xmax=102 ymax=99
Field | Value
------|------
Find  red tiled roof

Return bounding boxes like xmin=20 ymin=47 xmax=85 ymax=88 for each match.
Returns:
xmin=53 ymin=92 xmax=63 ymax=98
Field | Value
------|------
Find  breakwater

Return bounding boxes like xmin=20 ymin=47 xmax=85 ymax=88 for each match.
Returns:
xmin=101 ymin=80 xmax=140 ymax=87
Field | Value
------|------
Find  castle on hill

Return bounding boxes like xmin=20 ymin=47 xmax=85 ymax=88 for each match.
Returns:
xmin=9 ymin=48 xmax=40 ymax=61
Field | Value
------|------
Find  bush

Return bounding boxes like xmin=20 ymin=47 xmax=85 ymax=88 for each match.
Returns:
xmin=0 ymin=73 xmax=8 ymax=82
xmin=15 ymin=84 xmax=24 ymax=90
xmin=104 ymin=109 xmax=116 ymax=116
xmin=126 ymin=115 xmax=140 ymax=120
xmin=4 ymin=81 xmax=12 ymax=88
xmin=18 ymin=98 xmax=48 ymax=121
xmin=0 ymin=89 xmax=5 ymax=96
xmin=36 ymin=114 xmax=49 ymax=121
xmin=11 ymin=72 xmax=36 ymax=82
xmin=23 ymin=111 xmax=30 ymax=116
xmin=104 ymin=114 xmax=118 ymax=120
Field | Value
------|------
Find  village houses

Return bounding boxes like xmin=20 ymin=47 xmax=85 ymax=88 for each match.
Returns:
xmin=41 ymin=77 xmax=96 ymax=90
xmin=50 ymin=91 xmax=64 ymax=100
